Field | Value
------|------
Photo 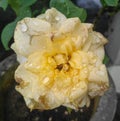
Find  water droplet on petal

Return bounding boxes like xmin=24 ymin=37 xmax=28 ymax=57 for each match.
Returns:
xmin=55 ymin=16 xmax=60 ymax=21
xmin=21 ymin=23 xmax=27 ymax=32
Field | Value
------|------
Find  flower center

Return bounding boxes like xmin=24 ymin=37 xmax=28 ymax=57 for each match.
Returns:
xmin=52 ymin=53 xmax=70 ymax=72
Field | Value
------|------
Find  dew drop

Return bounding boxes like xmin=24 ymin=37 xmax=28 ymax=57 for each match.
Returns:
xmin=55 ymin=16 xmax=60 ymax=21
xmin=21 ymin=23 xmax=27 ymax=32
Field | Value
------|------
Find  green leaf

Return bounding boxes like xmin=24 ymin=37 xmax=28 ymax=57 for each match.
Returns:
xmin=41 ymin=7 xmax=47 ymax=14
xmin=1 ymin=21 xmax=17 ymax=50
xmin=66 ymin=107 xmax=72 ymax=114
xmin=20 ymin=0 xmax=37 ymax=8
xmin=100 ymin=0 xmax=107 ymax=7
xmin=0 ymin=0 xmax=8 ymax=10
xmin=18 ymin=7 xmax=32 ymax=18
xmin=8 ymin=0 xmax=20 ymax=15
xmin=8 ymin=0 xmax=37 ymax=15
xmin=101 ymin=0 xmax=119 ymax=7
xmin=105 ymin=0 xmax=118 ymax=6
xmin=103 ymin=55 xmax=109 ymax=64
xmin=50 ymin=0 xmax=87 ymax=22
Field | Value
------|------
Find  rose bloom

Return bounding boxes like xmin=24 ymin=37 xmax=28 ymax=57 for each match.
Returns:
xmin=11 ymin=8 xmax=109 ymax=110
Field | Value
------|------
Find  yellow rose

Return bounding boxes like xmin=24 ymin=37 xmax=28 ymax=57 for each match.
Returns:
xmin=11 ymin=8 xmax=109 ymax=110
